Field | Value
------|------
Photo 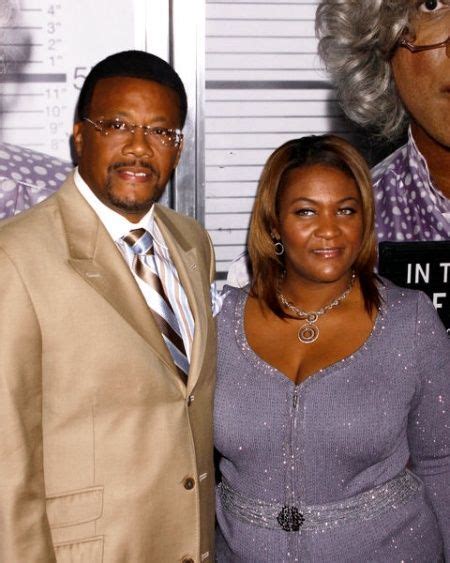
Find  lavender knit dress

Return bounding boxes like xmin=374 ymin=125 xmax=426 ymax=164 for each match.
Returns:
xmin=214 ymin=280 xmax=449 ymax=562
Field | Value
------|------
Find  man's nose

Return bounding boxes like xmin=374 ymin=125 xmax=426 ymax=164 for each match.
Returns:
xmin=122 ymin=127 xmax=154 ymax=157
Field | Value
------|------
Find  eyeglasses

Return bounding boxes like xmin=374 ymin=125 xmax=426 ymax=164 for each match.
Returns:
xmin=399 ymin=6 xmax=450 ymax=53
xmin=83 ymin=117 xmax=183 ymax=149
xmin=399 ymin=35 xmax=450 ymax=53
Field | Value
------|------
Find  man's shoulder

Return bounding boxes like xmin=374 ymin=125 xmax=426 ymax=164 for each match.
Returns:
xmin=155 ymin=204 xmax=207 ymax=239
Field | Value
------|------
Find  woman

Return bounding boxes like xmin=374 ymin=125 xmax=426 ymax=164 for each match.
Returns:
xmin=214 ymin=135 xmax=449 ymax=562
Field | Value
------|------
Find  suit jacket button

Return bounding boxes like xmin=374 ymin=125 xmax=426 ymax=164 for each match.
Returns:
xmin=184 ymin=477 xmax=195 ymax=490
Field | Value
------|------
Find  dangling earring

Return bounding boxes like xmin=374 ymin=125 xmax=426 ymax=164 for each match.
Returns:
xmin=274 ymin=240 xmax=284 ymax=256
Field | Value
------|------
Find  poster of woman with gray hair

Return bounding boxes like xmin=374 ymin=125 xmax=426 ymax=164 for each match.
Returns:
xmin=316 ymin=0 xmax=450 ymax=242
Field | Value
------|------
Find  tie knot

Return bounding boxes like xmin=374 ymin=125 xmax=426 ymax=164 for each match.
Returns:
xmin=122 ymin=228 xmax=154 ymax=255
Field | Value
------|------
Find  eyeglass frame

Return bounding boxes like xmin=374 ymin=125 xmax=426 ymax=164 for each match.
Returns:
xmin=82 ymin=117 xmax=184 ymax=148
xmin=398 ymin=35 xmax=450 ymax=53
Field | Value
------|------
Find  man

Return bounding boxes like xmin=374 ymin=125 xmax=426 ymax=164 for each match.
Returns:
xmin=0 ymin=0 xmax=70 ymax=219
xmin=0 ymin=50 xmax=217 ymax=562
xmin=316 ymin=0 xmax=450 ymax=242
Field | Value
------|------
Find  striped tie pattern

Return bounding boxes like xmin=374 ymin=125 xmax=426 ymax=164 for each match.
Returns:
xmin=122 ymin=228 xmax=189 ymax=382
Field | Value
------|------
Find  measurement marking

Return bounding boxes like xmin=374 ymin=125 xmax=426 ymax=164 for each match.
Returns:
xmin=207 ymin=195 xmax=255 ymax=199
xmin=207 ymin=115 xmax=341 ymax=119
xmin=207 ymin=68 xmax=320 ymax=71
xmin=0 ymin=93 xmax=45 ymax=97
xmin=10 ymin=60 xmax=44 ymax=65
xmin=0 ymin=26 xmax=43 ymax=30
xmin=207 ymin=1 xmax=305 ymax=4
xmin=0 ymin=73 xmax=66 ymax=83
xmin=206 ymin=80 xmax=332 ymax=89
xmin=207 ymin=51 xmax=314 ymax=55
xmin=0 ymin=43 xmax=43 ymax=47
xmin=208 ymin=211 xmax=251 ymax=215
xmin=208 ymin=18 xmax=312 ymax=22
xmin=0 ymin=126 xmax=46 ymax=130
xmin=207 ymin=35 xmax=314 ymax=39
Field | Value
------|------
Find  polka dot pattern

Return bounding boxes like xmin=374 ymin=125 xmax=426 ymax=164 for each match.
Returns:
xmin=372 ymin=129 xmax=450 ymax=242
xmin=0 ymin=142 xmax=72 ymax=220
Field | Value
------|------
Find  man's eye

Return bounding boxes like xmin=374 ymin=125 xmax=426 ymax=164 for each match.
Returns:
xmin=105 ymin=120 xmax=128 ymax=131
xmin=150 ymin=127 xmax=169 ymax=137
xmin=418 ymin=0 xmax=446 ymax=13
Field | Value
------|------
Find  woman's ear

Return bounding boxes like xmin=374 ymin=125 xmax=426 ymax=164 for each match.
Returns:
xmin=270 ymin=227 xmax=281 ymax=240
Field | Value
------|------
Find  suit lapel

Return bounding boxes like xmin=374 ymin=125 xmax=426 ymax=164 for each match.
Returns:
xmin=154 ymin=205 xmax=209 ymax=393
xmin=56 ymin=177 xmax=176 ymax=374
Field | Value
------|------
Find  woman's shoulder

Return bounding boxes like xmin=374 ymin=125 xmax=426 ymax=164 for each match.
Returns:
xmin=218 ymin=284 xmax=250 ymax=318
xmin=380 ymin=276 xmax=428 ymax=305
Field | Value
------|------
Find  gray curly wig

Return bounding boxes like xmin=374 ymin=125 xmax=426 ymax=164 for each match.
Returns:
xmin=316 ymin=0 xmax=415 ymax=140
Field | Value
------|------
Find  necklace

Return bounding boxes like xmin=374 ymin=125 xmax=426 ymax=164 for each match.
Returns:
xmin=277 ymin=274 xmax=356 ymax=344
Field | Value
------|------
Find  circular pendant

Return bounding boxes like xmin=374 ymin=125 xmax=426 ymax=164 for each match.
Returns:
xmin=297 ymin=322 xmax=319 ymax=344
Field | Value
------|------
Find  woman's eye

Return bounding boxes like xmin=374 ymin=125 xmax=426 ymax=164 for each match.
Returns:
xmin=295 ymin=208 xmax=315 ymax=216
xmin=338 ymin=207 xmax=356 ymax=216
xmin=418 ymin=0 xmax=446 ymax=13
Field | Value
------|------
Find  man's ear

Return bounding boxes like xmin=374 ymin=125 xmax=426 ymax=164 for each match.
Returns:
xmin=73 ymin=122 xmax=84 ymax=159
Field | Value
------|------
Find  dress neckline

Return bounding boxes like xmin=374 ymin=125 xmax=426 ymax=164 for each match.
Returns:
xmin=233 ymin=286 xmax=384 ymax=389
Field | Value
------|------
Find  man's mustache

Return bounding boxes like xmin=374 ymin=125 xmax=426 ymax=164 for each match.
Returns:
xmin=108 ymin=161 xmax=158 ymax=176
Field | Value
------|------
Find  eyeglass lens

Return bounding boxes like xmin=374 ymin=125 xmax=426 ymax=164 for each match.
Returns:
xmin=406 ymin=6 xmax=450 ymax=47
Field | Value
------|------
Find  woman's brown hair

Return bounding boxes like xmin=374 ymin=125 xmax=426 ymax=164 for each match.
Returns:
xmin=248 ymin=134 xmax=381 ymax=316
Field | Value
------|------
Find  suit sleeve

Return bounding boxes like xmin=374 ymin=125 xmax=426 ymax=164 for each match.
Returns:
xmin=408 ymin=292 xmax=450 ymax=560
xmin=0 ymin=247 xmax=56 ymax=562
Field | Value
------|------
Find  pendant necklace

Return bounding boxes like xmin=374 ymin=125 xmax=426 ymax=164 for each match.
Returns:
xmin=277 ymin=274 xmax=356 ymax=344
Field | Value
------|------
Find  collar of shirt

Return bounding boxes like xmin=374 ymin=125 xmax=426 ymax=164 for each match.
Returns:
xmin=407 ymin=128 xmax=450 ymax=211
xmin=74 ymin=167 xmax=158 ymax=243
xmin=73 ymin=168 xmax=223 ymax=317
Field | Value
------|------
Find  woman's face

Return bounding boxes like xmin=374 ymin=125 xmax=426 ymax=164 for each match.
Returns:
xmin=273 ymin=164 xmax=364 ymax=287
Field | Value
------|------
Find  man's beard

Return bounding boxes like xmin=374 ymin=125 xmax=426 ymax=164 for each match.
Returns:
xmin=105 ymin=160 xmax=163 ymax=213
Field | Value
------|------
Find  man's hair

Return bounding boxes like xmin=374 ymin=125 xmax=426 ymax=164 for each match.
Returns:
xmin=76 ymin=50 xmax=188 ymax=127
xmin=316 ymin=0 xmax=413 ymax=140
xmin=248 ymin=134 xmax=380 ymax=316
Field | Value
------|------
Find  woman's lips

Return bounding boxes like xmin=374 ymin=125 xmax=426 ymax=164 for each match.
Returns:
xmin=311 ymin=247 xmax=343 ymax=258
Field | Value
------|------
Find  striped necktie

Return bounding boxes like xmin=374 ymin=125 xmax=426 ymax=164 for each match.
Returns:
xmin=122 ymin=228 xmax=189 ymax=382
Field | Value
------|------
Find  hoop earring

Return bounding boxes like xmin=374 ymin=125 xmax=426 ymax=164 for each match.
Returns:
xmin=274 ymin=240 xmax=284 ymax=256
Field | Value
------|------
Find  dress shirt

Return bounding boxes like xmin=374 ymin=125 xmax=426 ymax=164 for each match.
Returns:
xmin=74 ymin=169 xmax=222 ymax=359
xmin=372 ymin=128 xmax=450 ymax=242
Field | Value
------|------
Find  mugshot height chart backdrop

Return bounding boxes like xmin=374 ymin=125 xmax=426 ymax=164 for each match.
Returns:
xmin=0 ymin=0 xmax=146 ymax=161
xmin=203 ymin=0 xmax=353 ymax=279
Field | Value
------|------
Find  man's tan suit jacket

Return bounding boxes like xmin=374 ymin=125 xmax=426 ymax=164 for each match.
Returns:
xmin=0 ymin=175 xmax=216 ymax=562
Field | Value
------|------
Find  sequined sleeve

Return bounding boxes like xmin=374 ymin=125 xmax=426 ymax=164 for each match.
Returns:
xmin=407 ymin=292 xmax=450 ymax=558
